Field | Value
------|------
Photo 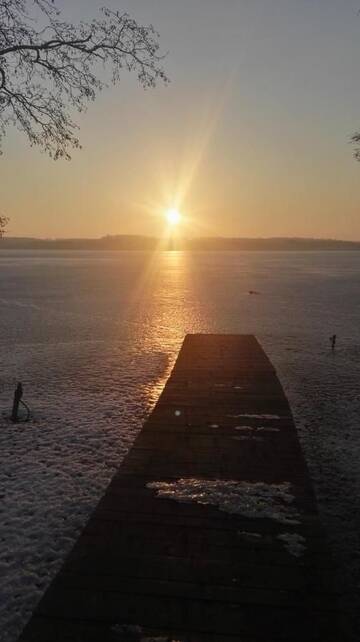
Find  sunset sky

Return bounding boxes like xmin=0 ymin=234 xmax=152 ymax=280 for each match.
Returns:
xmin=1 ymin=0 xmax=360 ymax=240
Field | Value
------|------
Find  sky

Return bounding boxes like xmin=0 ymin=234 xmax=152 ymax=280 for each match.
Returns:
xmin=1 ymin=0 xmax=360 ymax=240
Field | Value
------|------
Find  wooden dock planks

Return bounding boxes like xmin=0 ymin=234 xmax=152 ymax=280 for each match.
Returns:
xmin=18 ymin=335 xmax=339 ymax=642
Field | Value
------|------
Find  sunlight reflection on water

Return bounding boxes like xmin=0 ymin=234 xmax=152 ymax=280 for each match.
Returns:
xmin=129 ymin=251 xmax=206 ymax=406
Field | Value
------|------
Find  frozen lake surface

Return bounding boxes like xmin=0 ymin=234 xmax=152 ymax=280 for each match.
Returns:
xmin=0 ymin=250 xmax=360 ymax=641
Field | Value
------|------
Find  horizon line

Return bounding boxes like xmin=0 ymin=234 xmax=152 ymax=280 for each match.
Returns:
xmin=3 ymin=234 xmax=360 ymax=243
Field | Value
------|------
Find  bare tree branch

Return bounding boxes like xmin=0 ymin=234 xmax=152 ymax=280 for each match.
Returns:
xmin=0 ymin=1 xmax=169 ymax=159
xmin=351 ymin=132 xmax=360 ymax=161
xmin=0 ymin=213 xmax=9 ymax=237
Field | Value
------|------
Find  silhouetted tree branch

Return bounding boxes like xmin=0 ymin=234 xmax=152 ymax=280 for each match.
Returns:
xmin=0 ymin=0 xmax=168 ymax=159
xmin=0 ymin=214 xmax=9 ymax=237
xmin=351 ymin=132 xmax=360 ymax=161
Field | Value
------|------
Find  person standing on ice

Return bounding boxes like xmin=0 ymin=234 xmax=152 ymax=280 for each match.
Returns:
xmin=330 ymin=334 xmax=337 ymax=351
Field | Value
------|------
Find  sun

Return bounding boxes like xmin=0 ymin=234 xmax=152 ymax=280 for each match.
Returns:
xmin=166 ymin=207 xmax=181 ymax=226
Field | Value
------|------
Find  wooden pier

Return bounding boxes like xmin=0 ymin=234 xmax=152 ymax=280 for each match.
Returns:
xmin=19 ymin=335 xmax=339 ymax=641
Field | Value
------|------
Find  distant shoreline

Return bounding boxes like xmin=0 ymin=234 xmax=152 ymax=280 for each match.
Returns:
xmin=1 ymin=236 xmax=360 ymax=251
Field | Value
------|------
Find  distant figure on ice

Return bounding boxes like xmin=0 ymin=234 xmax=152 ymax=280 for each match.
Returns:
xmin=329 ymin=334 xmax=337 ymax=351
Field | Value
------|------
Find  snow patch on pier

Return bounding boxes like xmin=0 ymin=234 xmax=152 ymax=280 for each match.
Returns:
xmin=147 ymin=478 xmax=301 ymax=525
xmin=228 ymin=413 xmax=282 ymax=420
xmin=277 ymin=532 xmax=306 ymax=557
xmin=233 ymin=435 xmax=264 ymax=442
xmin=232 ymin=425 xmax=281 ymax=440
xmin=111 ymin=624 xmax=182 ymax=642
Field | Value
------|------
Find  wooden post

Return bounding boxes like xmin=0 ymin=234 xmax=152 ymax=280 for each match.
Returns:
xmin=11 ymin=382 xmax=23 ymax=423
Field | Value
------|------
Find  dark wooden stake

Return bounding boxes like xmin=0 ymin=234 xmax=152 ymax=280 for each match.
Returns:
xmin=11 ymin=382 xmax=23 ymax=423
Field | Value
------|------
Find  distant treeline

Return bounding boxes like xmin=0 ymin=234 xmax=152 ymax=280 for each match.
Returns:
xmin=1 ymin=235 xmax=360 ymax=251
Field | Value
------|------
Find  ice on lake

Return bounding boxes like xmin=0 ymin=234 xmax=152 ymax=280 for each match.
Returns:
xmin=1 ymin=249 xmax=360 ymax=641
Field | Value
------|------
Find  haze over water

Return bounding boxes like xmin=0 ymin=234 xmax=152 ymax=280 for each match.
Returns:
xmin=0 ymin=249 xmax=360 ymax=641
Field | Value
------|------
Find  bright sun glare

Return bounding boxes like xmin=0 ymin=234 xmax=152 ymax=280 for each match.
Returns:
xmin=166 ymin=208 xmax=181 ymax=226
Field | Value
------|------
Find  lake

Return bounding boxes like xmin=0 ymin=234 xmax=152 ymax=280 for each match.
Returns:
xmin=1 ymin=250 xmax=360 ymax=641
